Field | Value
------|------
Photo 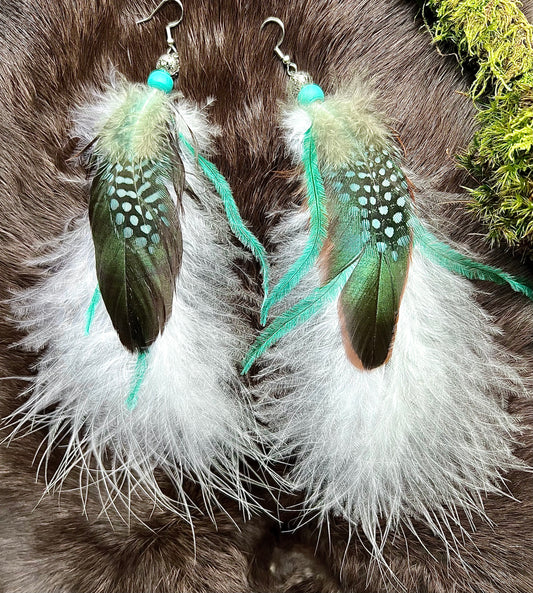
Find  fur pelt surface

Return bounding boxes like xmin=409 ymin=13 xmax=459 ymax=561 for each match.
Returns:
xmin=1 ymin=0 xmax=533 ymax=592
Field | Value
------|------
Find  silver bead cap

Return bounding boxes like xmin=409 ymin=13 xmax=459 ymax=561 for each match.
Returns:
xmin=287 ymin=70 xmax=314 ymax=99
xmin=156 ymin=52 xmax=180 ymax=77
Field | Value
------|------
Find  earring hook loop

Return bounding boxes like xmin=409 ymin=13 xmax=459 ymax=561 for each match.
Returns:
xmin=260 ymin=16 xmax=298 ymax=76
xmin=137 ymin=0 xmax=184 ymax=53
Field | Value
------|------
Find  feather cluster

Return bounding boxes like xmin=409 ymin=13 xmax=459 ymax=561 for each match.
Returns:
xmin=246 ymin=82 xmax=532 ymax=558
xmin=247 ymin=85 xmax=533 ymax=372
xmin=254 ymin=207 xmax=525 ymax=558
xmin=8 ymin=83 xmax=265 ymax=519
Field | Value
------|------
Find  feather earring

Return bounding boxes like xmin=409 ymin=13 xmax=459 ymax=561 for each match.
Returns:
xmin=244 ymin=17 xmax=533 ymax=559
xmin=8 ymin=1 xmax=268 ymax=520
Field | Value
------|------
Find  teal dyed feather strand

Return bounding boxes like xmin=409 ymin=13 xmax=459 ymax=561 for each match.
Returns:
xmin=412 ymin=219 xmax=533 ymax=300
xmin=180 ymin=135 xmax=269 ymax=298
xmin=241 ymin=257 xmax=359 ymax=374
xmin=259 ymin=129 xmax=328 ymax=325
xmin=125 ymin=351 xmax=149 ymax=411
xmin=84 ymin=285 xmax=101 ymax=335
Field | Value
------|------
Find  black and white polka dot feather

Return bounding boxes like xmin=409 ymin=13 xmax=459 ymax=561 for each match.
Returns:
xmin=89 ymin=152 xmax=183 ymax=352
xmin=325 ymin=146 xmax=412 ymax=369
xmin=327 ymin=146 xmax=411 ymax=258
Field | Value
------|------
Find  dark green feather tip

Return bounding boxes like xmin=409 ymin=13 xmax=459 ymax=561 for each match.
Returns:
xmin=338 ymin=248 xmax=409 ymax=369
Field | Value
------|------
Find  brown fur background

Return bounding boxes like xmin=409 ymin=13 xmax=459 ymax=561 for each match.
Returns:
xmin=1 ymin=0 xmax=533 ymax=591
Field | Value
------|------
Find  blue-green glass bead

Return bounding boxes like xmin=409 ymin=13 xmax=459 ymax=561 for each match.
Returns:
xmin=147 ymin=69 xmax=174 ymax=94
xmin=297 ymin=83 xmax=325 ymax=106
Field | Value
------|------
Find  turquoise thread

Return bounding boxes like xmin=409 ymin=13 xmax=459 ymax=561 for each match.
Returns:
xmin=125 ymin=350 xmax=149 ymax=410
xmin=84 ymin=285 xmax=101 ymax=335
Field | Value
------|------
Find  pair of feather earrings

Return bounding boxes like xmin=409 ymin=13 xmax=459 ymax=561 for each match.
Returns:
xmin=8 ymin=3 xmax=533 ymax=559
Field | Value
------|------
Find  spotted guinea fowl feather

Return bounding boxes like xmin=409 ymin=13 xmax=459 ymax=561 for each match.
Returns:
xmin=324 ymin=146 xmax=412 ymax=369
xmin=89 ymin=151 xmax=182 ymax=352
xmin=88 ymin=85 xmax=183 ymax=353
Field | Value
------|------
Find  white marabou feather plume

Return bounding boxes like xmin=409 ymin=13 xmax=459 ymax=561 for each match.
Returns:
xmin=8 ymin=88 xmax=264 ymax=520
xmin=250 ymin=104 xmax=527 ymax=559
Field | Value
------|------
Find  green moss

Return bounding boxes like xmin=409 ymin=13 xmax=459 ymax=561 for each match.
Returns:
xmin=424 ymin=0 xmax=533 ymax=253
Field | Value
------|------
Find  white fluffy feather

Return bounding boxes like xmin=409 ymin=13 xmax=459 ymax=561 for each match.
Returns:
xmin=251 ymin=107 xmax=526 ymax=558
xmin=8 ymin=86 xmax=264 ymax=520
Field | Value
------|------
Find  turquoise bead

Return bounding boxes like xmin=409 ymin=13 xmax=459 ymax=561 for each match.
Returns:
xmin=147 ymin=69 xmax=174 ymax=94
xmin=297 ymin=83 xmax=325 ymax=106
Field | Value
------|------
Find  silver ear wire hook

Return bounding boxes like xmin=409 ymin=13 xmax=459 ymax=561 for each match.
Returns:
xmin=137 ymin=0 xmax=184 ymax=54
xmin=260 ymin=17 xmax=298 ymax=77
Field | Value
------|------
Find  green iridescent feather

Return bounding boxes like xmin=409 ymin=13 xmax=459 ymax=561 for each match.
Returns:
xmin=326 ymin=150 xmax=412 ymax=369
xmin=89 ymin=85 xmax=183 ymax=352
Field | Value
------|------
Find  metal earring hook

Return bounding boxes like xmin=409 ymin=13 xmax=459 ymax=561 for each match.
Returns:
xmin=260 ymin=16 xmax=298 ymax=76
xmin=137 ymin=0 xmax=184 ymax=53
